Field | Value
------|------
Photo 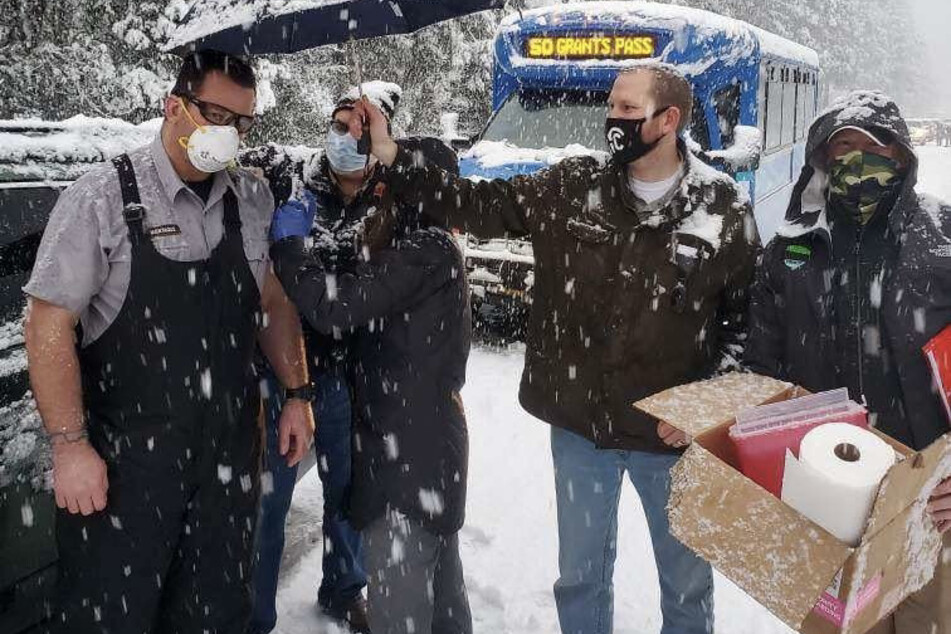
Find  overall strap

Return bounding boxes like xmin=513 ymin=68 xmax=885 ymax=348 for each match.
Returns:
xmin=112 ymin=154 xmax=147 ymax=244
xmin=222 ymin=188 xmax=243 ymax=237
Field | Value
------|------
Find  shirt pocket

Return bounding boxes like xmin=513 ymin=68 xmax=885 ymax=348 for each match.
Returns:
xmin=242 ymin=236 xmax=270 ymax=293
xmin=242 ymin=236 xmax=269 ymax=264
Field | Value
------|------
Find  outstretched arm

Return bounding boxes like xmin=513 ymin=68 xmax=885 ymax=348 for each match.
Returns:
xmin=350 ymin=99 xmax=560 ymax=241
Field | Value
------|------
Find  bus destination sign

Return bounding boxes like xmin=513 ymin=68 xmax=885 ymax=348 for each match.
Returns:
xmin=524 ymin=35 xmax=656 ymax=60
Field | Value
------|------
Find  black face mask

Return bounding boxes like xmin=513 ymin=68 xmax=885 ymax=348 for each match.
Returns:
xmin=604 ymin=106 xmax=670 ymax=165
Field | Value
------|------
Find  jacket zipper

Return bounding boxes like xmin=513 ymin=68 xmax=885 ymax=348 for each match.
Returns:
xmin=855 ymin=225 xmax=866 ymax=402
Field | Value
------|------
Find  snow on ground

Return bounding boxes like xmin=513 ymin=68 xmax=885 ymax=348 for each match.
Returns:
xmin=275 ymin=345 xmax=790 ymax=634
xmin=916 ymin=144 xmax=951 ymax=202
xmin=273 ymin=146 xmax=951 ymax=634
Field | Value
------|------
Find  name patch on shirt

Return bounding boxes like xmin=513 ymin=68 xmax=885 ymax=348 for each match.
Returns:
xmin=148 ymin=224 xmax=182 ymax=239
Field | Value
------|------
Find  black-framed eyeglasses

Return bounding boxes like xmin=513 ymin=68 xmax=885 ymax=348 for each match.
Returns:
xmin=179 ymin=93 xmax=256 ymax=134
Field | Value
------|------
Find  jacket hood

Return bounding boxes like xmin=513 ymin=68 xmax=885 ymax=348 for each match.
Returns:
xmin=780 ymin=91 xmax=919 ymax=239
xmin=806 ymin=91 xmax=915 ymax=169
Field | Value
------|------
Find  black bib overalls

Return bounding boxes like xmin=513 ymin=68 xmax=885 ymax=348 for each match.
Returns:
xmin=51 ymin=156 xmax=264 ymax=633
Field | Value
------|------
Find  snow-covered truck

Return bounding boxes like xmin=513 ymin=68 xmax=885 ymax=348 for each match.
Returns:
xmin=0 ymin=117 xmax=156 ymax=633
xmin=453 ymin=1 xmax=820 ymax=331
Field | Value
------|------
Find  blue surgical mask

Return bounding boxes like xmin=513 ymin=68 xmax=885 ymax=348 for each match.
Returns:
xmin=325 ymin=129 xmax=367 ymax=173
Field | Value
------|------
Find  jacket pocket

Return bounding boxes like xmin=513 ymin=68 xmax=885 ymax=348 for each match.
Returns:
xmin=563 ymin=216 xmax=617 ymax=334
xmin=566 ymin=217 xmax=614 ymax=244
xmin=668 ymin=233 xmax=718 ymax=314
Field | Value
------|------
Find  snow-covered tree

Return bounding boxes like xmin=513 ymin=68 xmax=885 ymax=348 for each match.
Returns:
xmin=656 ymin=0 xmax=920 ymax=105
xmin=249 ymin=12 xmax=497 ymax=146
xmin=0 ymin=1 xmax=183 ymax=121
xmin=0 ymin=0 xmax=931 ymax=134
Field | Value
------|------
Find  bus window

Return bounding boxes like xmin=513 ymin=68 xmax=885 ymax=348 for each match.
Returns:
xmin=713 ymin=83 xmax=741 ymax=147
xmin=757 ymin=64 xmax=768 ymax=147
xmin=689 ymin=96 xmax=711 ymax=151
xmin=782 ymin=68 xmax=796 ymax=146
xmin=796 ymin=72 xmax=810 ymax=140
xmin=766 ymin=67 xmax=783 ymax=152
xmin=481 ymin=89 xmax=607 ymax=150
xmin=806 ymin=76 xmax=817 ymax=123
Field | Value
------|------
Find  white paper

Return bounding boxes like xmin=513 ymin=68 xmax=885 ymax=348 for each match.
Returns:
xmin=735 ymin=388 xmax=850 ymax=429
xmin=781 ymin=423 xmax=897 ymax=546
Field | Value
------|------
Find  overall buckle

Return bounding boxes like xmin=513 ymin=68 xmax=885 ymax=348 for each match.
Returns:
xmin=122 ymin=203 xmax=146 ymax=223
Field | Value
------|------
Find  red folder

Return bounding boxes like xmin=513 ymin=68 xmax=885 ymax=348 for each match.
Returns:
xmin=924 ymin=324 xmax=951 ymax=425
xmin=730 ymin=390 xmax=868 ymax=498
xmin=732 ymin=408 xmax=868 ymax=498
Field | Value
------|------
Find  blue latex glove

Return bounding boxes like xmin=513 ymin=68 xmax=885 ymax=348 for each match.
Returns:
xmin=270 ymin=190 xmax=317 ymax=242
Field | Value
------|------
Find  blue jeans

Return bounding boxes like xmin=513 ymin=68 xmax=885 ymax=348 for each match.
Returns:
xmin=551 ymin=426 xmax=714 ymax=634
xmin=250 ymin=368 xmax=367 ymax=634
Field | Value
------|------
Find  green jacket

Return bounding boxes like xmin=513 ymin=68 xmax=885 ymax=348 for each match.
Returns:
xmin=389 ymin=141 xmax=759 ymax=452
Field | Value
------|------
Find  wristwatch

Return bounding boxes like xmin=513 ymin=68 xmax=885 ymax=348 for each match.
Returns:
xmin=284 ymin=384 xmax=316 ymax=403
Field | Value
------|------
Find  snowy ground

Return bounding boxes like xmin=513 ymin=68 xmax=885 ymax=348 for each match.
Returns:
xmin=273 ymin=146 xmax=951 ymax=634
xmin=916 ymin=144 xmax=951 ymax=201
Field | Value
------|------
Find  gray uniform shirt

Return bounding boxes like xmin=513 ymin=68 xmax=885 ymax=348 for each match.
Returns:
xmin=24 ymin=135 xmax=275 ymax=347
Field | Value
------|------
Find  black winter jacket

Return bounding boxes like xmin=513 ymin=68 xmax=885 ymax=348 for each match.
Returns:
xmin=745 ymin=92 xmax=951 ymax=450
xmin=246 ymin=138 xmax=458 ymax=376
xmin=271 ymin=142 xmax=472 ymax=536
xmin=387 ymin=140 xmax=758 ymax=453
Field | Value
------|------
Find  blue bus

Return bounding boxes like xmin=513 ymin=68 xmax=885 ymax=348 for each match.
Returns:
xmin=456 ymin=2 xmax=820 ymax=328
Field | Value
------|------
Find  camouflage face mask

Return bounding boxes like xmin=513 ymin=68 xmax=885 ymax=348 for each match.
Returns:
xmin=827 ymin=150 xmax=903 ymax=225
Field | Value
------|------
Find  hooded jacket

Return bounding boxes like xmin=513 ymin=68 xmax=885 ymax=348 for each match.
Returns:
xmin=745 ymin=91 xmax=951 ymax=450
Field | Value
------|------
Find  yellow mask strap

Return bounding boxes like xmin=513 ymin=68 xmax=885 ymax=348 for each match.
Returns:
xmin=176 ymin=97 xmax=207 ymax=149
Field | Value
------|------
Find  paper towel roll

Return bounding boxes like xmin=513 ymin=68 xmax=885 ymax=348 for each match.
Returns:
xmin=781 ymin=423 xmax=897 ymax=546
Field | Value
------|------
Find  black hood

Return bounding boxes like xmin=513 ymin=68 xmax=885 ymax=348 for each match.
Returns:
xmin=805 ymin=91 xmax=914 ymax=168
xmin=782 ymin=91 xmax=919 ymax=237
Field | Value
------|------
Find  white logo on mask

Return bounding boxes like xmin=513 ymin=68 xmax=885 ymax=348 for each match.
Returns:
xmin=606 ymin=127 xmax=625 ymax=152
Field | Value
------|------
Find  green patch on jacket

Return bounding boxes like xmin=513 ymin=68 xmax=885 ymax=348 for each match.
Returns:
xmin=784 ymin=244 xmax=811 ymax=270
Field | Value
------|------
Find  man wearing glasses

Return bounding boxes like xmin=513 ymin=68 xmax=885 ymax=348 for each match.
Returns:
xmin=23 ymin=50 xmax=314 ymax=633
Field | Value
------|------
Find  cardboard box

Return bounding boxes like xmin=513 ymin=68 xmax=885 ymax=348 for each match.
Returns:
xmin=634 ymin=372 xmax=951 ymax=634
